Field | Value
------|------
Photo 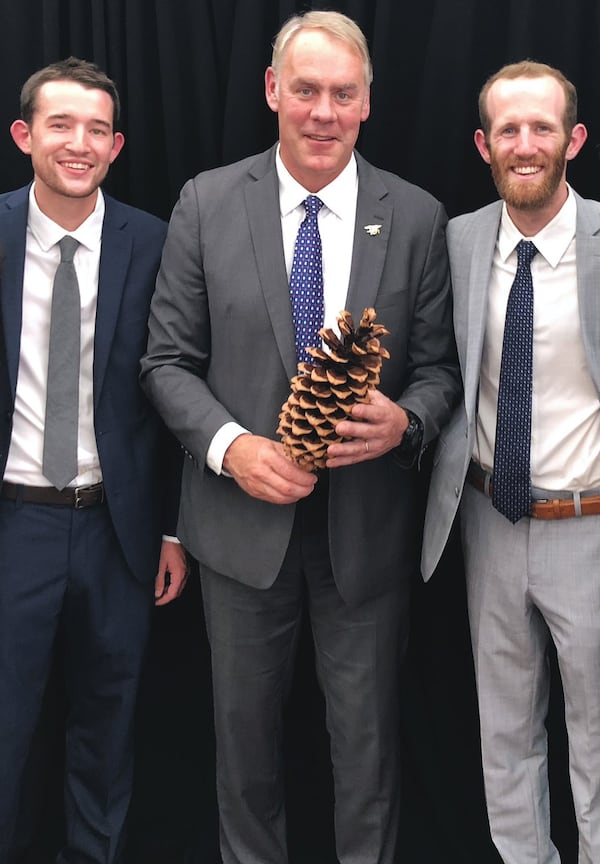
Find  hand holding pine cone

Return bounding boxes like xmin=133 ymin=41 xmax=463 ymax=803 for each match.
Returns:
xmin=277 ymin=308 xmax=390 ymax=471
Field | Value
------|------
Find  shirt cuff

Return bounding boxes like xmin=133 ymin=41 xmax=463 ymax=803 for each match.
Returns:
xmin=206 ymin=422 xmax=250 ymax=475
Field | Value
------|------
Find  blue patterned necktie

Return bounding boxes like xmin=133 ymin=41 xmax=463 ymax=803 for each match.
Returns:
xmin=289 ymin=195 xmax=324 ymax=363
xmin=42 ymin=235 xmax=81 ymax=490
xmin=492 ymin=239 xmax=538 ymax=523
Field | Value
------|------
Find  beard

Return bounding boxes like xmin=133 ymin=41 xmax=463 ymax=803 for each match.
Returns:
xmin=488 ymin=138 xmax=569 ymax=211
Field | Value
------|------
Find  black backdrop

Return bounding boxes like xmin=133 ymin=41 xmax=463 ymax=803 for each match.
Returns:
xmin=2 ymin=1 xmax=600 ymax=862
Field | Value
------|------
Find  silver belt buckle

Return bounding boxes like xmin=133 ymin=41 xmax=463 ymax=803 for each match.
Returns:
xmin=74 ymin=483 xmax=103 ymax=509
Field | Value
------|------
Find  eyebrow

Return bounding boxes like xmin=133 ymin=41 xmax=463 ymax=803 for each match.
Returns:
xmin=46 ymin=112 xmax=112 ymax=129
xmin=292 ymin=78 xmax=360 ymax=91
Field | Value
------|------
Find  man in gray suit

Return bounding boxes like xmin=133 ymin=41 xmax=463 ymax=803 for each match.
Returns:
xmin=422 ymin=61 xmax=600 ymax=864
xmin=141 ymin=10 xmax=459 ymax=864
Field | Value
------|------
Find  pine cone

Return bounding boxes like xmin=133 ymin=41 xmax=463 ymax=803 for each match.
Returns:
xmin=277 ymin=307 xmax=390 ymax=471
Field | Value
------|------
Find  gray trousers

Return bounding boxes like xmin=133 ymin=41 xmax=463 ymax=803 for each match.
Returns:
xmin=200 ymin=494 xmax=409 ymax=864
xmin=461 ymin=483 xmax=600 ymax=864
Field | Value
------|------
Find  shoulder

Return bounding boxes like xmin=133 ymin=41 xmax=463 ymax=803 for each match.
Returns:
xmin=168 ymin=147 xmax=275 ymax=222
xmin=185 ymin=147 xmax=274 ymax=196
xmin=448 ymin=200 xmax=501 ymax=243
xmin=572 ymin=187 xmax=600 ymax=218
xmin=0 ymin=184 xmax=31 ymax=212
xmin=103 ymin=193 xmax=167 ymax=241
xmin=355 ymin=152 xmax=444 ymax=217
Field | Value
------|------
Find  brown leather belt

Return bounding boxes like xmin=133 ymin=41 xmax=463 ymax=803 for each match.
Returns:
xmin=466 ymin=461 xmax=600 ymax=520
xmin=0 ymin=481 xmax=105 ymax=509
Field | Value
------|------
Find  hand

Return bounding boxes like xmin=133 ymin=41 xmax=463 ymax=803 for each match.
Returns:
xmin=223 ymin=433 xmax=317 ymax=504
xmin=326 ymin=390 xmax=409 ymax=468
xmin=154 ymin=539 xmax=189 ymax=606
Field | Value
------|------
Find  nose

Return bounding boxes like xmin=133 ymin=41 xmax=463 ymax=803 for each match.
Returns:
xmin=513 ymin=128 xmax=536 ymax=157
xmin=311 ymin=92 xmax=336 ymax=122
xmin=66 ymin=125 xmax=89 ymax=152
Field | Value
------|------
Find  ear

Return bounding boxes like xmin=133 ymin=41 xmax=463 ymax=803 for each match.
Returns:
xmin=265 ymin=66 xmax=279 ymax=114
xmin=474 ymin=128 xmax=491 ymax=165
xmin=360 ymin=87 xmax=371 ymax=123
xmin=109 ymin=131 xmax=125 ymax=164
xmin=10 ymin=119 xmax=32 ymax=155
xmin=565 ymin=122 xmax=588 ymax=162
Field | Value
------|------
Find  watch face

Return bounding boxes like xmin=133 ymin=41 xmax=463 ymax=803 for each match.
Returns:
xmin=405 ymin=420 xmax=417 ymax=441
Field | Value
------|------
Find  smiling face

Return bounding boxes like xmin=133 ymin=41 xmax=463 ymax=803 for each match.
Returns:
xmin=10 ymin=79 xmax=124 ymax=226
xmin=474 ymin=75 xmax=587 ymax=231
xmin=265 ymin=28 xmax=370 ymax=192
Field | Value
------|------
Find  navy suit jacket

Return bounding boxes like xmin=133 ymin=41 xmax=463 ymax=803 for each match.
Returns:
xmin=0 ymin=184 xmax=179 ymax=583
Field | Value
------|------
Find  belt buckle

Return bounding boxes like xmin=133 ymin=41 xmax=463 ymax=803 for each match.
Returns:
xmin=74 ymin=483 xmax=103 ymax=509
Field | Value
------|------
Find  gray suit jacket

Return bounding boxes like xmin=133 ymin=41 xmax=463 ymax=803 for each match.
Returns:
xmin=142 ymin=145 xmax=460 ymax=605
xmin=421 ymin=190 xmax=600 ymax=581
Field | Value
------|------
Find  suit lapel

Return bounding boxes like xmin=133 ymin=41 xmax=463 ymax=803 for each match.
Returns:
xmin=245 ymin=149 xmax=297 ymax=379
xmin=94 ymin=195 xmax=132 ymax=407
xmin=345 ymin=156 xmax=392 ymax=322
xmin=462 ymin=204 xmax=501 ymax=426
xmin=0 ymin=187 xmax=30 ymax=396
xmin=574 ymin=193 xmax=600 ymax=395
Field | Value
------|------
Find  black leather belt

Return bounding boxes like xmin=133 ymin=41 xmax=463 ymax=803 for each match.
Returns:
xmin=0 ymin=481 xmax=105 ymax=509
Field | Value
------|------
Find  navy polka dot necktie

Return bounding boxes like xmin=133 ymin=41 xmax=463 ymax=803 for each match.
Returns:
xmin=492 ymin=239 xmax=538 ymax=523
xmin=289 ymin=195 xmax=324 ymax=364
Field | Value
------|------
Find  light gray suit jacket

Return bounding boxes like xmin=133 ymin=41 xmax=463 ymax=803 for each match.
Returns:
xmin=141 ymin=145 xmax=460 ymax=605
xmin=421 ymin=190 xmax=600 ymax=581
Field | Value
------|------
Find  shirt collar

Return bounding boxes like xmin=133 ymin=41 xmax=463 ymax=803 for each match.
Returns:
xmin=498 ymin=184 xmax=577 ymax=268
xmin=28 ymin=183 xmax=105 ymax=253
xmin=276 ymin=145 xmax=358 ymax=219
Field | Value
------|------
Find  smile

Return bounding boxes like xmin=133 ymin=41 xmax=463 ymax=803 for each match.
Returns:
xmin=61 ymin=161 xmax=91 ymax=171
xmin=513 ymin=165 xmax=542 ymax=175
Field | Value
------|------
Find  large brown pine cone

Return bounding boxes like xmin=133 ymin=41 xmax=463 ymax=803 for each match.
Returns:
xmin=277 ymin=307 xmax=390 ymax=471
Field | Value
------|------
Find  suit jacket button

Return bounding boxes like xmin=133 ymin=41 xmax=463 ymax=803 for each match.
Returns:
xmin=454 ymin=486 xmax=460 ymax=497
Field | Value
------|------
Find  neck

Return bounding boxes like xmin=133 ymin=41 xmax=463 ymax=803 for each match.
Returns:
xmin=33 ymin=185 xmax=98 ymax=231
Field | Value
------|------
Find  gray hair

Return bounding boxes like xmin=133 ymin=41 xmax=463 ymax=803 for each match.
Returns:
xmin=271 ymin=10 xmax=373 ymax=89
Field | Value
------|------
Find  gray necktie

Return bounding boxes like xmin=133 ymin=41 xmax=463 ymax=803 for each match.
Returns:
xmin=42 ymin=235 xmax=81 ymax=490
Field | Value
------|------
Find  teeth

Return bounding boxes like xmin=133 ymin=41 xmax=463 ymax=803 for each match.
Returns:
xmin=63 ymin=162 xmax=89 ymax=170
xmin=514 ymin=166 xmax=541 ymax=174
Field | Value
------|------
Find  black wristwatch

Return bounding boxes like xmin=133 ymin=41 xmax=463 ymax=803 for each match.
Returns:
xmin=396 ymin=409 xmax=424 ymax=467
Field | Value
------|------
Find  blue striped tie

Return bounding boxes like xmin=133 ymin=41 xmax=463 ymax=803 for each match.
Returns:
xmin=492 ymin=239 xmax=538 ymax=523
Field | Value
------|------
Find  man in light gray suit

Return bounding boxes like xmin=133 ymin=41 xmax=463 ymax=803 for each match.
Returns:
xmin=141 ymin=10 xmax=459 ymax=864
xmin=422 ymin=60 xmax=600 ymax=864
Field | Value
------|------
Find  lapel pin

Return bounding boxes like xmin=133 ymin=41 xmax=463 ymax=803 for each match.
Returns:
xmin=363 ymin=224 xmax=382 ymax=236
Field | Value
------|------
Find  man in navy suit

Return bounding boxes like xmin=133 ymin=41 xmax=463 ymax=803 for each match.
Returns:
xmin=0 ymin=57 xmax=187 ymax=863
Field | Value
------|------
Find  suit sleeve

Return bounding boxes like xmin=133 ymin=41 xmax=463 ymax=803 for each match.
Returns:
xmin=140 ymin=179 xmax=237 ymax=467
xmin=396 ymin=200 xmax=462 ymax=449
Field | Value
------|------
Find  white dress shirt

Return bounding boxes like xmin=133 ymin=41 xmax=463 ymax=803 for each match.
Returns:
xmin=206 ymin=148 xmax=359 ymax=475
xmin=4 ymin=184 xmax=103 ymax=487
xmin=474 ymin=186 xmax=600 ymax=491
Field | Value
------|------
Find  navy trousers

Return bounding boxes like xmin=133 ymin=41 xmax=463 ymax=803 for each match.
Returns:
xmin=0 ymin=494 xmax=154 ymax=864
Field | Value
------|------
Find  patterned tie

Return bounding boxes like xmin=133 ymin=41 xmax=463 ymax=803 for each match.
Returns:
xmin=289 ymin=195 xmax=324 ymax=363
xmin=492 ymin=239 xmax=538 ymax=523
xmin=42 ymin=236 xmax=81 ymax=490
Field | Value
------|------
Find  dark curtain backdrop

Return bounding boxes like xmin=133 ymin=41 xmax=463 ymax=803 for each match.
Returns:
xmin=2 ymin=1 xmax=599 ymax=862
